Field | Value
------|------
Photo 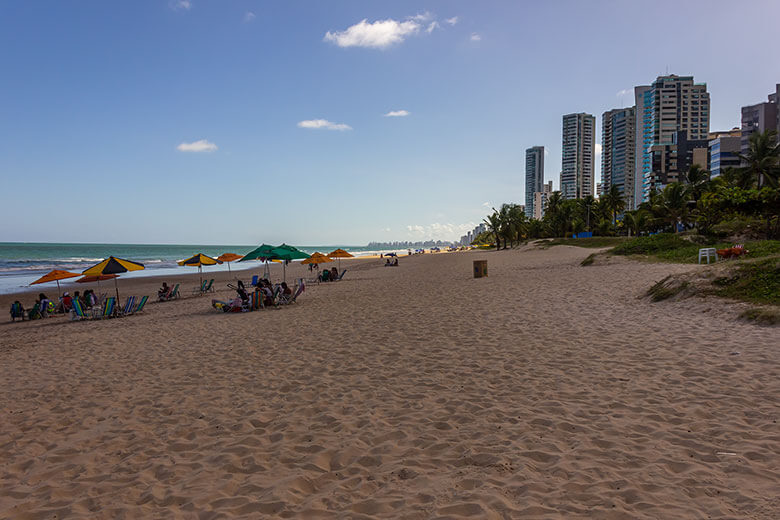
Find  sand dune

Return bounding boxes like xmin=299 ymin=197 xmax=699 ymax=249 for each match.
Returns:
xmin=1 ymin=247 xmax=778 ymax=519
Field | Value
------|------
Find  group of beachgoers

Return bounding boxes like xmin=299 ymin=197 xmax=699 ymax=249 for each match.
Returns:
xmin=212 ymin=277 xmax=295 ymax=313
xmin=10 ymin=290 xmax=99 ymax=321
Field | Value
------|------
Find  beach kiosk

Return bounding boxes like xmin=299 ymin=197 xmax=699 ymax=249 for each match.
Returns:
xmin=473 ymin=260 xmax=488 ymax=278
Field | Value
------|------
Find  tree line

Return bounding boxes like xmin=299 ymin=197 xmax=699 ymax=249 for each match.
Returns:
xmin=479 ymin=130 xmax=780 ymax=249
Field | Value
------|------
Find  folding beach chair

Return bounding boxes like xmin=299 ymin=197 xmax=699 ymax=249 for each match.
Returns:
xmin=337 ymin=269 xmax=347 ymax=281
xmin=203 ymin=279 xmax=215 ymax=293
xmin=70 ymin=299 xmax=90 ymax=321
xmin=133 ymin=295 xmax=149 ymax=314
xmin=121 ymin=296 xmax=136 ymax=316
xmin=100 ymin=297 xmax=116 ymax=318
xmin=10 ymin=302 xmax=25 ymax=322
xmin=169 ymin=284 xmax=180 ymax=300
xmin=250 ymin=275 xmax=259 ymax=287
xmin=192 ymin=280 xmax=207 ymax=295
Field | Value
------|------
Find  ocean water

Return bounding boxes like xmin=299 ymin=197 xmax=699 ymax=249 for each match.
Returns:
xmin=0 ymin=242 xmax=410 ymax=294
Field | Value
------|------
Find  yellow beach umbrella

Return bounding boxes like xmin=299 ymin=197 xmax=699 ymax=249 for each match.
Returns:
xmin=82 ymin=256 xmax=145 ymax=302
xmin=301 ymin=252 xmax=332 ymax=265
xmin=178 ymin=253 xmax=222 ymax=288
xmin=30 ymin=269 xmax=81 ymax=298
xmin=217 ymin=253 xmax=243 ymax=274
xmin=327 ymin=248 xmax=354 ymax=270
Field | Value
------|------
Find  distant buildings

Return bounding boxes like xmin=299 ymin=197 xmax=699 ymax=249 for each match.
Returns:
xmin=635 ymin=75 xmax=710 ymax=204
xmin=533 ymin=181 xmax=553 ymax=220
xmin=708 ymin=128 xmax=741 ymax=177
xmin=525 ymin=146 xmax=545 ymax=218
xmin=601 ymin=106 xmax=636 ymax=208
xmin=741 ymin=84 xmax=780 ymax=155
xmin=461 ymin=223 xmax=487 ymax=246
xmin=561 ymin=113 xmax=595 ymax=200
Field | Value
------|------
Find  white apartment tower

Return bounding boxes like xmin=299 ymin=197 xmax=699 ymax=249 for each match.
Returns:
xmin=561 ymin=113 xmax=595 ymax=199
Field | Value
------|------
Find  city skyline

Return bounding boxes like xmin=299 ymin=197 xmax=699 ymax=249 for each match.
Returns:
xmin=2 ymin=1 xmax=779 ymax=244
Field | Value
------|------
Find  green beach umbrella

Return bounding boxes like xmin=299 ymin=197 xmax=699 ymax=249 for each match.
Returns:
xmin=238 ymin=243 xmax=278 ymax=280
xmin=269 ymin=244 xmax=310 ymax=282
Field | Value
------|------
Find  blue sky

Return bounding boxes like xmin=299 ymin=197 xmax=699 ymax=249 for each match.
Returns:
xmin=1 ymin=1 xmax=778 ymax=245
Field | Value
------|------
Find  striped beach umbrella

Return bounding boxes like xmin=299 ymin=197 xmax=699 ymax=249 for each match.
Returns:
xmin=82 ymin=256 xmax=145 ymax=302
xmin=177 ymin=253 xmax=222 ymax=288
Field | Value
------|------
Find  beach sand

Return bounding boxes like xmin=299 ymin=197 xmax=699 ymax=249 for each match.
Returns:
xmin=1 ymin=246 xmax=778 ymax=519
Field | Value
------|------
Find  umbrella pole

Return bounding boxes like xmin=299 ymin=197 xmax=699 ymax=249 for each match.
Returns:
xmin=56 ymin=279 xmax=61 ymax=299
xmin=114 ymin=277 xmax=120 ymax=308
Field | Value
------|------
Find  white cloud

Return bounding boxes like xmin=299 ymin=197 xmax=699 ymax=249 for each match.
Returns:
xmin=426 ymin=21 xmax=440 ymax=34
xmin=177 ymin=139 xmax=217 ymax=152
xmin=595 ymin=143 xmax=603 ymax=155
xmin=384 ymin=110 xmax=410 ymax=117
xmin=544 ymin=149 xmax=550 ymax=156
xmin=406 ymin=222 xmax=474 ymax=241
xmin=482 ymin=201 xmax=491 ymax=208
xmin=170 ymin=0 xmax=191 ymax=10
xmin=410 ymin=12 xmax=434 ymax=22
xmin=244 ymin=11 xmax=256 ymax=22
xmin=324 ymin=18 xmax=421 ymax=49
xmin=297 ymin=119 xmax=352 ymax=131
xmin=470 ymin=33 xmax=481 ymax=42
xmin=445 ymin=16 xmax=458 ymax=26
xmin=616 ymin=88 xmax=631 ymax=97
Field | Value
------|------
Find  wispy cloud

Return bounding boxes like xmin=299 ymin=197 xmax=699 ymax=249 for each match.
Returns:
xmin=244 ymin=11 xmax=256 ymax=23
xmin=426 ymin=21 xmax=440 ymax=34
xmin=170 ymin=0 xmax=191 ymax=11
xmin=410 ymin=12 xmax=434 ymax=22
xmin=445 ymin=16 xmax=458 ymax=26
xmin=406 ymin=222 xmax=474 ymax=241
xmin=482 ymin=201 xmax=491 ymax=208
xmin=470 ymin=33 xmax=481 ymax=42
xmin=297 ymin=119 xmax=352 ymax=131
xmin=384 ymin=110 xmax=410 ymax=117
xmin=177 ymin=139 xmax=217 ymax=152
xmin=616 ymin=88 xmax=631 ymax=97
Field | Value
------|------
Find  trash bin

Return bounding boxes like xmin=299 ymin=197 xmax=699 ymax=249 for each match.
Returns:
xmin=473 ymin=260 xmax=488 ymax=278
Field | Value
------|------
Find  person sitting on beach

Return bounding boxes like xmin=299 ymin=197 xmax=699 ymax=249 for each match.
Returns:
xmin=320 ymin=269 xmax=330 ymax=282
xmin=281 ymin=282 xmax=292 ymax=297
xmin=83 ymin=289 xmax=96 ymax=308
xmin=158 ymin=282 xmax=169 ymax=300
xmin=393 ymin=258 xmax=398 ymax=266
xmin=385 ymin=259 xmax=391 ymax=266
xmin=38 ymin=293 xmax=52 ymax=316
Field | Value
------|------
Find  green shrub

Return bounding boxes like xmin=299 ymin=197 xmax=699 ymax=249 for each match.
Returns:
xmin=714 ymin=259 xmax=780 ymax=305
xmin=738 ymin=307 xmax=780 ymax=326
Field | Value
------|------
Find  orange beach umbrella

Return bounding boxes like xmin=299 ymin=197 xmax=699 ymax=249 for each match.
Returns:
xmin=301 ymin=252 xmax=332 ymax=265
xmin=30 ymin=270 xmax=81 ymax=298
xmin=217 ymin=253 xmax=243 ymax=273
xmin=327 ymin=248 xmax=354 ymax=270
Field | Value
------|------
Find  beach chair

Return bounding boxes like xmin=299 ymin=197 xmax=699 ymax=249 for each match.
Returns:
xmin=203 ymin=279 xmax=215 ymax=293
xmin=337 ymin=269 xmax=347 ymax=280
xmin=133 ymin=295 xmax=149 ymax=314
xmin=250 ymin=289 xmax=263 ymax=310
xmin=99 ymin=297 xmax=116 ymax=318
xmin=250 ymin=275 xmax=259 ymax=287
xmin=70 ymin=299 xmax=90 ymax=321
xmin=192 ymin=280 xmax=207 ymax=295
xmin=120 ymin=296 xmax=136 ymax=316
xmin=169 ymin=284 xmax=181 ymax=300
xmin=10 ymin=302 xmax=25 ymax=322
xmin=27 ymin=302 xmax=42 ymax=320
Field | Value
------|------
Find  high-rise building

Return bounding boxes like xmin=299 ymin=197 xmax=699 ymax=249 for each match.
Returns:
xmin=561 ymin=113 xmax=595 ymax=199
xmin=602 ymin=106 xmax=636 ymax=209
xmin=708 ymin=128 xmax=741 ymax=178
xmin=634 ymin=75 xmax=710 ymax=202
xmin=741 ymin=85 xmax=779 ymax=155
xmin=532 ymin=181 xmax=553 ymax=220
xmin=650 ymin=131 xmax=708 ymax=185
xmin=525 ymin=146 xmax=545 ymax=218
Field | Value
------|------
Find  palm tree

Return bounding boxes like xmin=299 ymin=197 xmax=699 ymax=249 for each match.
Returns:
xmin=580 ymin=195 xmax=596 ymax=231
xmin=684 ymin=164 xmax=710 ymax=202
xmin=602 ymin=185 xmax=626 ymax=225
xmin=623 ymin=210 xmax=648 ymax=237
xmin=483 ymin=211 xmax=502 ymax=251
xmin=659 ymin=183 xmax=690 ymax=233
xmin=738 ymin=129 xmax=780 ymax=188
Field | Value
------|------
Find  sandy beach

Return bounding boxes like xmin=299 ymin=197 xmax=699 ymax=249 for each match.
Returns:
xmin=1 ymin=246 xmax=778 ymax=519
